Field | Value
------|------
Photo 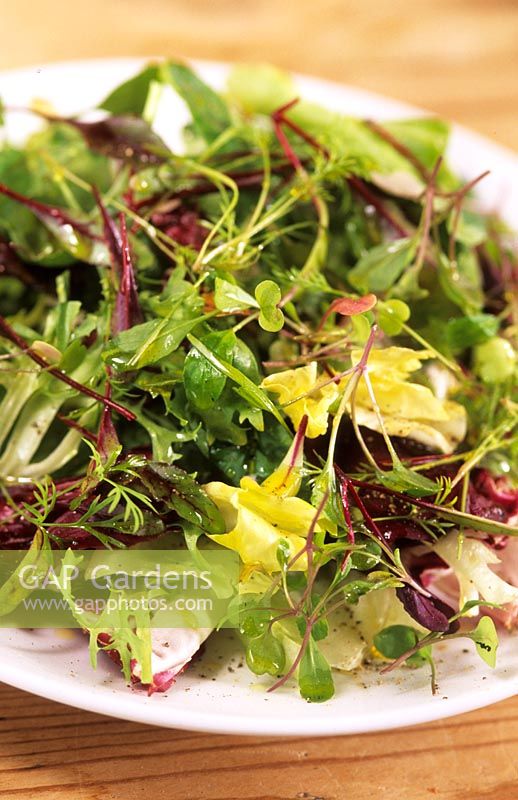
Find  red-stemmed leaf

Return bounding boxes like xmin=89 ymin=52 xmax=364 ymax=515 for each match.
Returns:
xmin=0 ymin=182 xmax=99 ymax=241
xmin=319 ymin=293 xmax=377 ymax=329
xmin=112 ymin=213 xmax=143 ymax=334
xmin=93 ymin=186 xmax=123 ymax=276
xmin=338 ymin=473 xmax=355 ymax=571
xmin=0 ymin=314 xmax=136 ymax=421
xmin=336 ymin=466 xmax=385 ymax=545
xmin=67 ymin=116 xmax=168 ymax=163
xmin=94 ymin=188 xmax=143 ymax=334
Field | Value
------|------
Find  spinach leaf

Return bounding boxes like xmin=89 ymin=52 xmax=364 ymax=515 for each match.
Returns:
xmin=184 ymin=329 xmax=236 ymax=410
xmin=348 ymin=237 xmax=417 ymax=294
xmin=99 ymin=65 xmax=161 ymax=116
xmin=162 ymin=62 xmax=232 ymax=143
xmin=444 ymin=313 xmax=499 ymax=353
xmin=106 ymin=314 xmax=206 ymax=370
xmin=187 ymin=334 xmax=287 ymax=429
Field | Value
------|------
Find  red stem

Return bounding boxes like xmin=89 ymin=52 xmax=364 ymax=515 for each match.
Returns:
xmin=364 ymin=119 xmax=431 ymax=183
xmin=0 ymin=315 xmax=136 ymax=421
xmin=414 ymin=157 xmax=442 ymax=272
xmin=348 ymin=176 xmax=409 ymax=238
xmin=273 ymin=99 xmax=330 ymax=158
xmin=56 ymin=414 xmax=97 ymax=443
xmin=336 ymin=467 xmax=385 ymax=544
xmin=448 ymin=170 xmax=490 ymax=262
xmin=338 ymin=476 xmax=355 ymax=571
xmin=0 ymin=182 xmax=101 ymax=241
xmin=266 ymin=621 xmax=313 ymax=694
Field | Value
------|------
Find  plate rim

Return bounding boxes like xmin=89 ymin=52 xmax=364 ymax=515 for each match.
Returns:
xmin=0 ymin=643 xmax=516 ymax=737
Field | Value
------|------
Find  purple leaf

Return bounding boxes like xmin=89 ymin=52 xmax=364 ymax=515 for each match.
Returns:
xmin=150 ymin=207 xmax=207 ymax=250
xmin=468 ymin=469 xmax=518 ymax=522
xmin=396 ymin=585 xmax=457 ymax=633
xmin=114 ymin=213 xmax=143 ymax=333
xmin=93 ymin=185 xmax=123 ymax=273
xmin=97 ymin=404 xmax=120 ymax=463
xmin=94 ymin=189 xmax=143 ymax=334
xmin=96 ymin=364 xmax=121 ymax=463
xmin=67 ymin=116 xmax=168 ymax=163
xmin=376 ymin=519 xmax=432 ymax=547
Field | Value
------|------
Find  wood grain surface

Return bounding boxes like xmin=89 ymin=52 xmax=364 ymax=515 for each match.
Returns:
xmin=0 ymin=1 xmax=517 ymax=798
xmin=0 ymin=682 xmax=518 ymax=800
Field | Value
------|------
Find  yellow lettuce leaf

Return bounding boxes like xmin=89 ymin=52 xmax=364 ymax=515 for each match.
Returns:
xmin=262 ymin=348 xmax=466 ymax=452
xmin=204 ymin=432 xmax=335 ymax=572
xmin=262 ymin=361 xmax=339 ymax=438
xmin=351 ymin=346 xmax=467 ymax=453
xmin=204 ymin=479 xmax=330 ymax=572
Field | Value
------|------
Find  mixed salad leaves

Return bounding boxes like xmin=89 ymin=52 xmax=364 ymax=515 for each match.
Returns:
xmin=0 ymin=61 xmax=516 ymax=701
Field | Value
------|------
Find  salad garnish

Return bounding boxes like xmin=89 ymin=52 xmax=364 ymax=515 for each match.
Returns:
xmin=0 ymin=61 xmax=516 ymax=701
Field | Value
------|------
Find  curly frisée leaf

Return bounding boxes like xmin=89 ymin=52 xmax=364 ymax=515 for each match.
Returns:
xmin=351 ymin=346 xmax=468 ymax=454
xmin=204 ymin=427 xmax=335 ymax=571
xmin=204 ymin=476 xmax=328 ymax=572
xmin=262 ymin=362 xmax=339 ymax=438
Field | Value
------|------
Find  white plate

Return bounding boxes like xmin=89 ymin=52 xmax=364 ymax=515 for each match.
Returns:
xmin=0 ymin=58 xmax=516 ymax=736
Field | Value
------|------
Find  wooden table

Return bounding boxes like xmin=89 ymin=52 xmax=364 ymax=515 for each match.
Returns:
xmin=1 ymin=683 xmax=518 ymax=799
xmin=0 ymin=1 xmax=517 ymax=797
